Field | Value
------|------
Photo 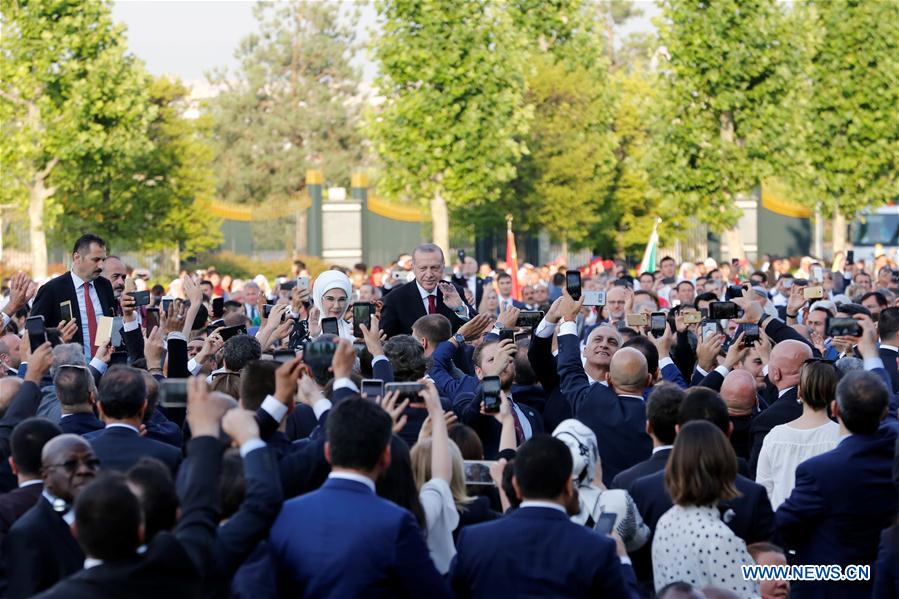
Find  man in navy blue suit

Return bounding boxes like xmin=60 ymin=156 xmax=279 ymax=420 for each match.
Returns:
xmin=556 ymin=291 xmax=652 ymax=485
xmin=268 ymin=396 xmax=450 ymax=598
xmin=450 ymin=435 xmax=638 ymax=597
xmin=776 ymin=368 xmax=898 ymax=598
xmin=84 ymin=366 xmax=181 ymax=475
xmin=54 ymin=366 xmax=104 ymax=436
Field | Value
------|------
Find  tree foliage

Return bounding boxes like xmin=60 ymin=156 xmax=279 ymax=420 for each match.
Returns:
xmin=206 ymin=0 xmax=364 ymax=204
xmin=805 ymin=0 xmax=899 ymax=216
xmin=369 ymin=0 xmax=530 ymax=249
xmin=652 ymin=0 xmax=812 ymax=232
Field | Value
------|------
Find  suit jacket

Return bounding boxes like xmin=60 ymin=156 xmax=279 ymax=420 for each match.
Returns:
xmin=453 ymin=389 xmax=544 ymax=459
xmin=268 ymin=477 xmax=451 ymax=598
xmin=59 ymin=412 xmax=105 ymax=436
xmin=730 ymin=412 xmax=754 ymax=461
xmin=36 ymin=436 xmax=225 ymax=599
xmin=610 ymin=448 xmax=671 ymax=492
xmin=379 ymin=280 xmax=473 ymax=338
xmin=776 ymin=427 xmax=898 ymax=598
xmin=557 ymin=334 xmax=651 ymax=485
xmin=748 ymin=387 xmax=801 ymax=477
xmin=30 ymin=273 xmax=117 ymax=350
xmin=450 ymin=505 xmax=639 ymax=598
xmin=86 ymin=425 xmax=182 ymax=474
xmin=874 ymin=526 xmax=899 ymax=599
xmin=429 ymin=341 xmax=481 ymax=401
xmin=5 ymin=497 xmax=84 ymax=598
xmin=452 ymin=274 xmax=484 ymax=307
xmin=0 ymin=482 xmax=43 ymax=537
xmin=880 ymin=346 xmax=899 ymax=394
xmin=0 ymin=381 xmax=42 ymax=462
xmin=527 ymin=333 xmax=573 ymax=431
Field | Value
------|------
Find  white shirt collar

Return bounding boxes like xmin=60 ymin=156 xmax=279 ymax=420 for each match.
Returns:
xmin=105 ymin=423 xmax=140 ymax=434
xmin=329 ymin=472 xmax=376 ymax=493
xmin=19 ymin=479 xmax=42 ymax=488
xmin=652 ymin=445 xmax=674 ymax=454
xmin=84 ymin=557 xmax=104 ymax=570
xmin=778 ymin=386 xmax=797 ymax=399
xmin=70 ymin=271 xmax=89 ymax=289
xmin=42 ymin=490 xmax=75 ymax=525
xmin=416 ymin=281 xmax=437 ymax=299
xmin=520 ymin=500 xmax=567 ymax=514
xmin=880 ymin=344 xmax=899 ymax=353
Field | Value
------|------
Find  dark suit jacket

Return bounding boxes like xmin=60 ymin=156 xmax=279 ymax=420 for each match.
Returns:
xmin=452 ymin=274 xmax=484 ymax=306
xmin=730 ymin=412 xmax=754 ymax=461
xmin=874 ymin=526 xmax=899 ymax=599
xmin=450 ymin=506 xmax=638 ymax=598
xmin=35 ymin=436 xmax=225 ymax=599
xmin=776 ymin=427 xmax=898 ymax=598
xmin=379 ymin=280 xmax=473 ymax=338
xmin=0 ymin=381 xmax=42 ymax=463
xmin=610 ymin=448 xmax=671 ymax=492
xmin=59 ymin=412 xmax=105 ymax=436
xmin=0 ymin=482 xmax=43 ymax=535
xmin=86 ymin=425 xmax=182 ymax=474
xmin=880 ymin=346 xmax=899 ymax=394
xmin=557 ymin=334 xmax=651 ymax=486
xmin=527 ymin=333 xmax=573 ymax=431
xmin=5 ymin=497 xmax=84 ymax=598
xmin=748 ymin=387 xmax=801 ymax=476
xmin=268 ymin=477 xmax=451 ymax=598
xmin=453 ymin=390 xmax=544 ymax=459
xmin=30 ymin=273 xmax=117 ymax=349
xmin=429 ymin=341 xmax=481 ymax=401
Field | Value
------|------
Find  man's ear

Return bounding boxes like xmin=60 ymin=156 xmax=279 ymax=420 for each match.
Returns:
xmin=645 ymin=421 xmax=653 ymax=436
xmin=324 ymin=442 xmax=332 ymax=465
xmin=830 ymin=400 xmax=841 ymax=422
xmin=511 ymin=474 xmax=522 ymax=501
xmin=8 ymin=456 xmax=18 ymax=476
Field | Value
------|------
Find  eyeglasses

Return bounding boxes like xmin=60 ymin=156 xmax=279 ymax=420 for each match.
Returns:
xmin=46 ymin=457 xmax=101 ymax=473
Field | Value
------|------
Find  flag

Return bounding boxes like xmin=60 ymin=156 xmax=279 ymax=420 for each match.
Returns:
xmin=639 ymin=218 xmax=661 ymax=274
xmin=506 ymin=215 xmax=521 ymax=300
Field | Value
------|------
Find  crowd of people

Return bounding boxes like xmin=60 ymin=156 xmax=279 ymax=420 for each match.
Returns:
xmin=0 ymin=233 xmax=898 ymax=598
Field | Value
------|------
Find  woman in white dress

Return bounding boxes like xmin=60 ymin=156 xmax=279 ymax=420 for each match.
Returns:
xmin=755 ymin=359 xmax=840 ymax=508
xmin=653 ymin=421 xmax=760 ymax=597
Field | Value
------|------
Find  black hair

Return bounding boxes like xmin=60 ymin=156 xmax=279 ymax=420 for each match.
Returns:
xmin=694 ymin=292 xmax=719 ymax=305
xmin=411 ymin=314 xmax=452 ymax=346
xmin=222 ymin=335 xmax=261 ymax=371
xmin=678 ymin=387 xmax=730 ymax=435
xmin=375 ymin=435 xmax=426 ymax=530
xmin=552 ymin=273 xmax=565 ymax=287
xmin=862 ymin=291 xmax=889 ymax=309
xmin=383 ymin=335 xmax=428 ymax=382
xmin=880 ymin=307 xmax=899 ymax=340
xmin=326 ymin=397 xmax=392 ymax=471
xmin=660 ymin=256 xmax=676 ymax=265
xmin=73 ymin=233 xmax=107 ymax=255
xmin=126 ymin=458 xmax=178 ymax=542
xmin=646 ymin=383 xmax=685 ymax=445
xmin=218 ymin=449 xmax=245 ymax=520
xmin=98 ymin=366 xmax=146 ymax=420
xmin=836 ymin=370 xmax=888 ymax=435
xmin=502 ymin=459 xmax=520 ymax=509
xmin=675 ymin=280 xmax=695 ymax=291
xmin=73 ymin=473 xmax=142 ymax=561
xmin=513 ymin=435 xmax=573 ymax=500
xmin=239 ymin=360 xmax=278 ymax=411
xmin=10 ymin=418 xmax=61 ymax=477
xmin=838 ymin=303 xmax=872 ymax=318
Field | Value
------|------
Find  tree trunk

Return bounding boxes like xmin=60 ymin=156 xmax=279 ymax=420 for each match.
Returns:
xmin=722 ymin=227 xmax=746 ymax=262
xmin=27 ymin=163 xmax=55 ymax=280
xmin=814 ymin=204 xmax=824 ymax=259
xmin=430 ymin=190 xmax=449 ymax=260
xmin=560 ymin=236 xmax=569 ymax=263
xmin=833 ymin=211 xmax=847 ymax=255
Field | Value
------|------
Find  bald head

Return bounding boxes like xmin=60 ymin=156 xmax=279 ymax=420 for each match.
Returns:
xmin=610 ymin=347 xmax=649 ymax=390
xmin=720 ymin=370 xmax=757 ymax=415
xmin=769 ymin=340 xmax=813 ymax=391
xmin=0 ymin=377 xmax=22 ymax=417
xmin=42 ymin=433 xmax=92 ymax=466
xmin=41 ymin=433 xmax=97 ymax=501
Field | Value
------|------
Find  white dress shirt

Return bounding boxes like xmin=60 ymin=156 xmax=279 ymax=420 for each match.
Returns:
xmin=328 ymin=471 xmax=376 ymax=493
xmin=70 ymin=272 xmax=105 ymax=359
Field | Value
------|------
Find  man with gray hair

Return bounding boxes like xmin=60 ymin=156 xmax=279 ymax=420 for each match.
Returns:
xmin=380 ymin=243 xmax=474 ymax=338
xmin=37 ymin=343 xmax=108 ymax=422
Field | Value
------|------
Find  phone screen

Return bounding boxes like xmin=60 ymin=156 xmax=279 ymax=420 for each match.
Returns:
xmin=353 ymin=303 xmax=372 ymax=338
xmin=515 ymin=311 xmax=544 ymax=328
xmin=463 ymin=461 xmax=496 ymax=486
xmin=25 ymin=316 xmax=47 ymax=350
xmin=595 ymin=512 xmax=617 ymax=535
xmin=650 ymin=313 xmax=667 ymax=337
xmin=742 ymin=323 xmax=760 ymax=346
xmin=131 ymin=290 xmax=151 ymax=307
xmin=565 ymin=271 xmax=582 ymax=301
xmin=212 ymin=297 xmax=224 ymax=318
xmin=160 ymin=379 xmax=188 ymax=408
xmin=60 ymin=301 xmax=74 ymax=324
xmin=708 ymin=302 xmax=739 ymax=320
xmin=166 ymin=336 xmax=190 ymax=378
xmin=321 ymin=317 xmax=340 ymax=336
xmin=145 ymin=308 xmax=160 ymax=332
xmin=702 ymin=322 xmax=719 ymax=341
xmin=361 ymin=378 xmax=385 ymax=399
xmin=481 ymin=376 xmax=501 ymax=413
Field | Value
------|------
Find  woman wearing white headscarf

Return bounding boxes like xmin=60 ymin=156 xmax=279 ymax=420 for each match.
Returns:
xmin=311 ymin=270 xmax=354 ymax=340
xmin=552 ymin=419 xmax=650 ymax=552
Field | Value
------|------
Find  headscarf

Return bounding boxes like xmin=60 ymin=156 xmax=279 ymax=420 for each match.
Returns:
xmin=312 ymin=270 xmax=354 ymax=340
xmin=553 ymin=419 xmax=602 ymax=526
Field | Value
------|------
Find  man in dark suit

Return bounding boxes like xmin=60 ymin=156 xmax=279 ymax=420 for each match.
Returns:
xmin=611 ymin=383 xmax=683 ymax=491
xmin=720 ymin=369 xmax=759 ymax=460
xmin=380 ymin=243 xmax=474 ymax=338
xmin=0 ymin=418 xmax=61 ymax=536
xmin=450 ymin=435 xmax=639 ymax=597
xmin=452 ymin=255 xmax=484 ymax=307
xmin=268 ymin=397 xmax=451 ymax=598
xmin=556 ymin=291 xmax=652 ymax=485
xmin=85 ymin=366 xmax=181 ymax=474
xmin=877 ymin=307 xmax=899 ymax=394
xmin=35 ymin=377 xmax=232 ymax=599
xmin=54 ymin=366 xmax=105 ymax=436
xmin=31 ymin=234 xmax=117 ymax=360
xmin=5 ymin=434 xmax=99 ymax=597
xmin=453 ymin=339 xmax=544 ymax=459
xmin=495 ymin=272 xmax=526 ymax=311
xmin=776 ymin=370 xmax=898 ymax=598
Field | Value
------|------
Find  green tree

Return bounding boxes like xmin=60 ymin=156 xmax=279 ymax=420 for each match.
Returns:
xmin=369 ymin=0 xmax=530 ymax=256
xmin=653 ymin=0 xmax=812 ymax=259
xmin=805 ymin=0 xmax=899 ymax=221
xmin=58 ymin=77 xmax=222 ymax=258
xmin=0 ymin=0 xmax=156 ymax=278
xmin=206 ymin=0 xmax=363 ymax=206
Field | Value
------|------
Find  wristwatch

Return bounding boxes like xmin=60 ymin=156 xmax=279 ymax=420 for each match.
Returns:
xmin=452 ymin=333 xmax=466 ymax=345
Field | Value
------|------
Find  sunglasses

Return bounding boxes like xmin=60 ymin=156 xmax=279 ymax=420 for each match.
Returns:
xmin=46 ymin=457 xmax=101 ymax=473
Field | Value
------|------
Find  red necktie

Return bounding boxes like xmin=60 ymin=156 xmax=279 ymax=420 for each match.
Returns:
xmin=83 ymin=282 xmax=97 ymax=351
xmin=427 ymin=295 xmax=437 ymax=315
xmin=512 ymin=404 xmax=525 ymax=445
